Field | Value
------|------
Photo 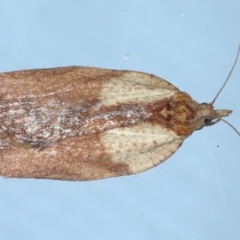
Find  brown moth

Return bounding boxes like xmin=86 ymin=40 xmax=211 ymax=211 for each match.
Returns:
xmin=0 ymin=46 xmax=239 ymax=181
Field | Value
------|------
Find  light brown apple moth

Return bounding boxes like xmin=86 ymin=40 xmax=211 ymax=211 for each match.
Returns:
xmin=0 ymin=46 xmax=239 ymax=181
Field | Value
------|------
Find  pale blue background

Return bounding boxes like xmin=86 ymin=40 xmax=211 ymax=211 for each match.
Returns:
xmin=0 ymin=1 xmax=240 ymax=240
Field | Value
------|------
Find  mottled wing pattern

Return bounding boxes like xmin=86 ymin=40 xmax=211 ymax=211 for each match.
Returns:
xmin=0 ymin=67 xmax=184 ymax=180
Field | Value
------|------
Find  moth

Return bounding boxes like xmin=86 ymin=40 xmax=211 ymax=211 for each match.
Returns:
xmin=0 ymin=46 xmax=239 ymax=181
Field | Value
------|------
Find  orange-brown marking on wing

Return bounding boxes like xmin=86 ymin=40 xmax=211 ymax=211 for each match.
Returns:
xmin=0 ymin=67 xmax=127 ymax=104
xmin=0 ymin=133 xmax=131 ymax=181
xmin=145 ymin=92 xmax=197 ymax=137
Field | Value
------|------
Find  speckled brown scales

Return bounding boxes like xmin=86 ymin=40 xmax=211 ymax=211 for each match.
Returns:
xmin=0 ymin=67 xmax=232 ymax=180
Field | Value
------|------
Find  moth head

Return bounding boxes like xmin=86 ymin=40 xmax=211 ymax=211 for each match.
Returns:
xmin=195 ymin=102 xmax=232 ymax=130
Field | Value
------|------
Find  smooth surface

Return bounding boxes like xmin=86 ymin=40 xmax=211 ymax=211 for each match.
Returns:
xmin=0 ymin=1 xmax=239 ymax=240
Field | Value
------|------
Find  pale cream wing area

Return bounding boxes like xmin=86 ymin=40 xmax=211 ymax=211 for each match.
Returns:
xmin=100 ymin=71 xmax=179 ymax=105
xmin=101 ymin=123 xmax=184 ymax=175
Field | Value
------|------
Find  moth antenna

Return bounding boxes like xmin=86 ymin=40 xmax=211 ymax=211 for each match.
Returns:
xmin=211 ymin=44 xmax=240 ymax=104
xmin=220 ymin=118 xmax=240 ymax=136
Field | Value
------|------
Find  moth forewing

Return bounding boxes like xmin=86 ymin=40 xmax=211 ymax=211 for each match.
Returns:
xmin=0 ymin=68 xmax=196 ymax=180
